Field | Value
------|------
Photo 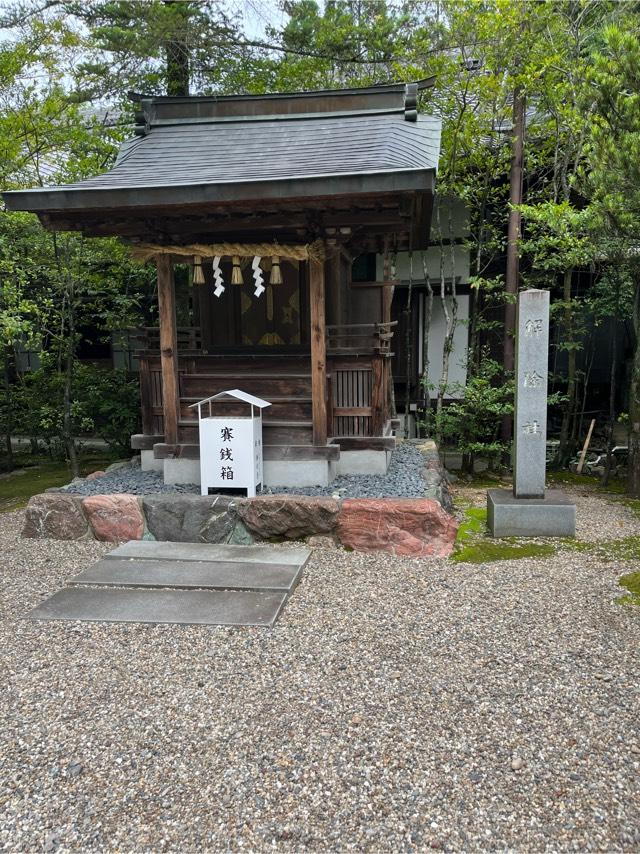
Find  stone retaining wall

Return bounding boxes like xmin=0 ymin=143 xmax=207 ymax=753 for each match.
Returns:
xmin=22 ymin=492 xmax=458 ymax=557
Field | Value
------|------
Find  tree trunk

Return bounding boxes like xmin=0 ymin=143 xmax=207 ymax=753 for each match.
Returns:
xmin=62 ymin=296 xmax=79 ymax=478
xmin=420 ymin=251 xmax=434 ymax=436
xmin=164 ymin=0 xmax=190 ymax=96
xmin=435 ymin=206 xmax=458 ymax=436
xmin=3 ymin=347 xmax=13 ymax=472
xmin=403 ymin=252 xmax=415 ymax=435
xmin=558 ymin=268 xmax=576 ymax=467
xmin=628 ymin=282 xmax=640 ymax=496
xmin=383 ymin=248 xmax=397 ymax=420
xmin=502 ymin=85 xmax=526 ymax=441
xmin=602 ymin=315 xmax=618 ymax=488
xmin=468 ymin=179 xmax=490 ymax=374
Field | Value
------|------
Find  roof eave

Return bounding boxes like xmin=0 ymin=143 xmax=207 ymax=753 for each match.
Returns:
xmin=3 ymin=169 xmax=436 ymax=215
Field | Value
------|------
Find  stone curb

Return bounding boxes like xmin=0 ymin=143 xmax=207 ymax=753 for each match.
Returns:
xmin=21 ymin=491 xmax=459 ymax=557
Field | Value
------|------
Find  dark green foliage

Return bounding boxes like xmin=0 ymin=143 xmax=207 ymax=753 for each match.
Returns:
xmin=13 ymin=360 xmax=139 ymax=457
xmin=430 ymin=354 xmax=514 ymax=470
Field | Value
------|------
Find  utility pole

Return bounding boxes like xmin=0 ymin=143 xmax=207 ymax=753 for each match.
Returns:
xmin=502 ymin=85 xmax=526 ymax=441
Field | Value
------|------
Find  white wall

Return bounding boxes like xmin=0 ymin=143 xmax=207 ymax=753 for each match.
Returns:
xmin=376 ymin=195 xmax=472 ymax=399
xmin=382 ymin=244 xmax=470 ymax=285
xmin=420 ymin=293 xmax=469 ymax=399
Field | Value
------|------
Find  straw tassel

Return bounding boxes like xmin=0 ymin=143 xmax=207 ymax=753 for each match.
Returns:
xmin=269 ymin=256 xmax=282 ymax=285
xmin=192 ymin=255 xmax=205 ymax=285
xmin=231 ymin=255 xmax=243 ymax=285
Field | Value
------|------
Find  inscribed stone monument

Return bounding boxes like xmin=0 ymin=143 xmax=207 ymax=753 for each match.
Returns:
xmin=514 ymin=289 xmax=549 ymax=498
xmin=487 ymin=289 xmax=576 ymax=537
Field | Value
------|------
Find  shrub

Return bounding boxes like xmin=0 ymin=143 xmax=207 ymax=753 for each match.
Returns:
xmin=429 ymin=354 xmax=513 ymax=473
xmin=12 ymin=359 xmax=140 ymax=457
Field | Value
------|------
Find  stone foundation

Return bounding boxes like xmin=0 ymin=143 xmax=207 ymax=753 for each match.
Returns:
xmin=21 ymin=491 xmax=458 ymax=557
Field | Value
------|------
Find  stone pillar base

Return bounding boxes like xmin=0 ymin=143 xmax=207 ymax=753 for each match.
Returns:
xmin=487 ymin=488 xmax=576 ymax=538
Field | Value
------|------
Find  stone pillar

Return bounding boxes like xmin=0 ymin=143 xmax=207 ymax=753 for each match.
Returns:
xmin=487 ymin=288 xmax=575 ymax=538
xmin=513 ymin=289 xmax=549 ymax=498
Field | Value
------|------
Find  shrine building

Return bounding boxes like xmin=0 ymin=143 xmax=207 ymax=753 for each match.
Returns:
xmin=3 ymin=81 xmax=442 ymax=487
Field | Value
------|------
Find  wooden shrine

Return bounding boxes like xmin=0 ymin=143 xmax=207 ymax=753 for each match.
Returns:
xmin=4 ymin=81 xmax=441 ymax=486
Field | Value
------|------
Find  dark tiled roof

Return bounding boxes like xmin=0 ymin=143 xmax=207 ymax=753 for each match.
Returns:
xmin=3 ymin=88 xmax=441 ymax=213
xmin=87 ymin=112 xmax=440 ymax=189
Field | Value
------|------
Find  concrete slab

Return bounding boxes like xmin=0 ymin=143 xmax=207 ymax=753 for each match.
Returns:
xmin=27 ymin=587 xmax=287 ymax=627
xmin=140 ymin=449 xmax=163 ymax=473
xmin=263 ymin=459 xmax=330 ymax=487
xmin=69 ymin=558 xmax=303 ymax=593
xmin=163 ymin=458 xmax=201 ymax=485
xmin=334 ymin=450 xmax=389 ymax=476
xmin=107 ymin=540 xmax=310 ymax=567
xmin=487 ymin=488 xmax=576 ymax=537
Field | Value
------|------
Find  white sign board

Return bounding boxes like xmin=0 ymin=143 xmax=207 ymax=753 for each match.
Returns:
xmin=191 ymin=390 xmax=270 ymax=498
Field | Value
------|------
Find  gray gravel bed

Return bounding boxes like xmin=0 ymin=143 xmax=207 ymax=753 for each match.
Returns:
xmin=264 ymin=442 xmax=430 ymax=498
xmin=62 ymin=443 xmax=431 ymax=499
xmin=63 ymin=466 xmax=199 ymax=496
xmin=2 ymin=496 xmax=640 ymax=852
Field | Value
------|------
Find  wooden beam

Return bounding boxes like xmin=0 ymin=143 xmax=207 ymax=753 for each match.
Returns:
xmin=309 ymin=257 xmax=327 ymax=446
xmin=131 ymin=433 xmax=164 ymax=450
xmin=156 ymin=255 xmax=180 ymax=445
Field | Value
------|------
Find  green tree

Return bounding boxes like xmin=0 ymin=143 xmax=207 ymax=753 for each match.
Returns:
xmin=586 ymin=20 xmax=640 ymax=495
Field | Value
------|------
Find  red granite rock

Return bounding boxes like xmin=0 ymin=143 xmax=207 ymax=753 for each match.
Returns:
xmin=337 ymin=498 xmax=458 ymax=557
xmin=82 ymin=494 xmax=144 ymax=542
xmin=237 ymin=495 xmax=340 ymax=540
xmin=85 ymin=470 xmax=106 ymax=481
xmin=22 ymin=493 xmax=89 ymax=540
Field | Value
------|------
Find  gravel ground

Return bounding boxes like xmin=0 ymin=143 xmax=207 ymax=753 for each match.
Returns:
xmin=63 ymin=443 xmax=431 ymax=499
xmin=2 ymin=487 xmax=640 ymax=852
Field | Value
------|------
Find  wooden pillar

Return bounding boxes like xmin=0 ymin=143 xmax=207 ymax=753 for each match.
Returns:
xmin=138 ymin=356 xmax=154 ymax=435
xmin=157 ymin=255 xmax=180 ymax=445
xmin=310 ymin=258 xmax=327 ymax=446
xmin=326 ymin=251 xmax=342 ymax=326
xmin=371 ymin=356 xmax=385 ymax=436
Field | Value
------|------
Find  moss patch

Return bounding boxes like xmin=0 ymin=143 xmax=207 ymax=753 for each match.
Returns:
xmin=597 ymin=536 xmax=640 ymax=562
xmin=453 ymin=539 xmax=556 ymax=564
xmin=617 ymin=570 xmax=640 ymax=606
xmin=547 ymin=470 xmax=594 ymax=488
xmin=0 ymin=456 xmax=114 ymax=512
xmin=462 ymin=476 xmax=511 ymax=490
xmin=451 ymin=505 xmax=556 ymax=564
xmin=558 ymin=534 xmax=640 ymax=562
xmin=610 ymin=496 xmax=640 ymax=515
xmin=456 ymin=506 xmax=487 ymax=538
xmin=557 ymin=538 xmax=593 ymax=553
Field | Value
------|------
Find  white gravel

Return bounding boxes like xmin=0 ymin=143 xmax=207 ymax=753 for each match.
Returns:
xmin=2 ymin=490 xmax=640 ymax=852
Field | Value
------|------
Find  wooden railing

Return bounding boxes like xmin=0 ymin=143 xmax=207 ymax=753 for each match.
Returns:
xmin=139 ymin=355 xmax=164 ymax=436
xmin=326 ymin=323 xmax=394 ymax=437
xmin=131 ymin=326 xmax=202 ymax=353
xmin=137 ymin=323 xmax=395 ymax=443
xmin=327 ymin=354 xmax=390 ymax=438
xmin=326 ymin=321 xmax=396 ymax=356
